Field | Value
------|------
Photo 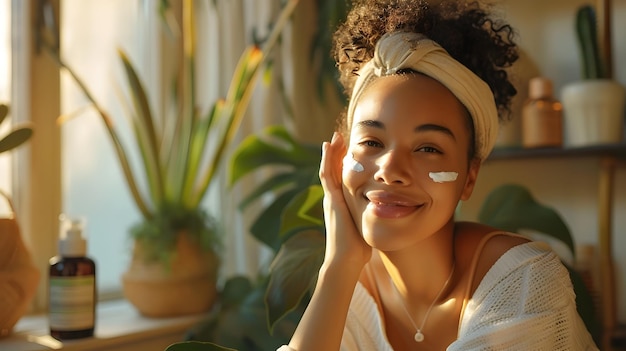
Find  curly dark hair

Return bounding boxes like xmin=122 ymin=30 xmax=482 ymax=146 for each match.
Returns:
xmin=332 ymin=0 xmax=519 ymax=122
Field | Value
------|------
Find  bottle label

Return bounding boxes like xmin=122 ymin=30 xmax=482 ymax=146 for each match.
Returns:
xmin=49 ymin=276 xmax=95 ymax=330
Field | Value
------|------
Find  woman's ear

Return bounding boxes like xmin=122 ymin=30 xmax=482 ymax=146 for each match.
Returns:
xmin=460 ymin=158 xmax=481 ymax=201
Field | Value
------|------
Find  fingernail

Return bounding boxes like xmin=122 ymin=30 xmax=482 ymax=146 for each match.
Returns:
xmin=331 ymin=132 xmax=338 ymax=143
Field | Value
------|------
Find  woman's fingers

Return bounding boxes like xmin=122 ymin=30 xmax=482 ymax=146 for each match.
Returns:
xmin=319 ymin=132 xmax=346 ymax=195
xmin=319 ymin=133 xmax=371 ymax=266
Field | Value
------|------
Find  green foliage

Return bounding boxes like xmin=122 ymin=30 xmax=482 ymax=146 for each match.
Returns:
xmin=0 ymin=104 xmax=33 ymax=154
xmin=478 ymin=183 xmax=575 ymax=255
xmin=266 ymin=229 xmax=324 ymax=329
xmin=228 ymin=126 xmax=321 ymax=251
xmin=229 ymin=127 xmax=324 ymax=329
xmin=575 ymin=5 xmax=606 ymax=79
xmin=181 ymin=275 xmax=304 ymax=350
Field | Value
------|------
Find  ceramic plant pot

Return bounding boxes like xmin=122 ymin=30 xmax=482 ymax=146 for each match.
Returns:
xmin=0 ymin=206 xmax=40 ymax=337
xmin=122 ymin=232 xmax=219 ymax=317
xmin=561 ymin=79 xmax=626 ymax=147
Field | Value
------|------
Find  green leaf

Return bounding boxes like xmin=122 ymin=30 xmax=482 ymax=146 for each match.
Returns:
xmin=478 ymin=184 xmax=575 ymax=256
xmin=238 ymin=172 xmax=297 ymax=211
xmin=229 ymin=125 xmax=320 ymax=187
xmin=118 ymin=49 xmax=164 ymax=204
xmin=220 ymin=275 xmax=253 ymax=310
xmin=165 ymin=342 xmax=237 ymax=351
xmin=191 ymin=46 xmax=264 ymax=208
xmin=279 ymin=185 xmax=324 ymax=239
xmin=0 ymin=127 xmax=33 ymax=154
xmin=266 ymin=230 xmax=325 ymax=330
xmin=249 ymin=188 xmax=302 ymax=252
xmin=182 ymin=100 xmax=224 ymax=203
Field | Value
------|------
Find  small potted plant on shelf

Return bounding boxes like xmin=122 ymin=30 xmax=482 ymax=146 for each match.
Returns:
xmin=37 ymin=0 xmax=299 ymax=317
xmin=0 ymin=103 xmax=39 ymax=337
xmin=561 ymin=4 xmax=625 ymax=147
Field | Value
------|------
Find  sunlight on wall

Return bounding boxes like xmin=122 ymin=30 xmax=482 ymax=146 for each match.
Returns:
xmin=0 ymin=0 xmax=11 ymax=215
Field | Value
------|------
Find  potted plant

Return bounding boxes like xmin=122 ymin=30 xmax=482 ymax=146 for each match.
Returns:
xmin=561 ymin=4 xmax=625 ymax=147
xmin=0 ymin=103 xmax=38 ymax=337
xmin=37 ymin=0 xmax=299 ymax=317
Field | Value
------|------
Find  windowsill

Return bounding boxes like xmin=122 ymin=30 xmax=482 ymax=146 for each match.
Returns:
xmin=1 ymin=300 xmax=207 ymax=351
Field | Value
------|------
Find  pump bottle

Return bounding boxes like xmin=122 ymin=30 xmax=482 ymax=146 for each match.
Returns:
xmin=49 ymin=215 xmax=96 ymax=340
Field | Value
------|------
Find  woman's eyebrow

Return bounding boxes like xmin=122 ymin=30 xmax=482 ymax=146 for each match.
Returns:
xmin=355 ymin=119 xmax=385 ymax=130
xmin=354 ymin=120 xmax=456 ymax=140
xmin=415 ymin=123 xmax=456 ymax=140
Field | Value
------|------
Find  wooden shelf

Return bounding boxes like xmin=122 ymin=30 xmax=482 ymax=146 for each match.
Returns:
xmin=488 ymin=143 xmax=626 ymax=161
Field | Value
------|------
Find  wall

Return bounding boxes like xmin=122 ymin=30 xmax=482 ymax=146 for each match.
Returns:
xmin=459 ymin=0 xmax=626 ymax=323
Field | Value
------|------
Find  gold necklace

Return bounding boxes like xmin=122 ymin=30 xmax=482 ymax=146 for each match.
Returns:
xmin=390 ymin=261 xmax=456 ymax=343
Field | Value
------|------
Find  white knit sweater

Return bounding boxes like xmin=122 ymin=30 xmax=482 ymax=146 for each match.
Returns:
xmin=279 ymin=241 xmax=599 ymax=351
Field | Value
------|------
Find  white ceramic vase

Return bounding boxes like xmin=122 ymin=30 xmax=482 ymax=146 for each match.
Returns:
xmin=561 ymin=79 xmax=625 ymax=147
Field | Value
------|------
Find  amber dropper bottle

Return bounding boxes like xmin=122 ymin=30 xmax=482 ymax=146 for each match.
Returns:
xmin=49 ymin=215 xmax=96 ymax=340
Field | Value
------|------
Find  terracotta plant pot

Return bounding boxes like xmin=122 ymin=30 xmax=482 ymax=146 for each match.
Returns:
xmin=121 ymin=232 xmax=219 ymax=318
xmin=0 ymin=216 xmax=40 ymax=337
xmin=561 ymin=79 xmax=626 ymax=147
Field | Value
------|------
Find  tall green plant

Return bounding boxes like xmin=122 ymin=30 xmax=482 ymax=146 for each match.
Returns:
xmin=37 ymin=0 xmax=299 ymax=261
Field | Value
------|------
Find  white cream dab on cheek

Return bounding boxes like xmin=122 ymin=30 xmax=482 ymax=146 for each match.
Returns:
xmin=343 ymin=154 xmax=364 ymax=172
xmin=429 ymin=171 xmax=458 ymax=183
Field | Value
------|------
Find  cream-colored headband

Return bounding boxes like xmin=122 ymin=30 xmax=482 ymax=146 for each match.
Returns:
xmin=347 ymin=31 xmax=499 ymax=161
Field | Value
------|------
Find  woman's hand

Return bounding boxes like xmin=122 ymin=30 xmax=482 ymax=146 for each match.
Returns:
xmin=319 ymin=132 xmax=372 ymax=269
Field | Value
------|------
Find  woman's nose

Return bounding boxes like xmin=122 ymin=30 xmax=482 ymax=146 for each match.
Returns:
xmin=374 ymin=150 xmax=411 ymax=185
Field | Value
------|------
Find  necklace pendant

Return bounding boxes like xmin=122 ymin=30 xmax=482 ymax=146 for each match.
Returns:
xmin=414 ymin=330 xmax=425 ymax=342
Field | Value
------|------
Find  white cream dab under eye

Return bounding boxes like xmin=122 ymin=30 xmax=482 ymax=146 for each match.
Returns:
xmin=429 ymin=171 xmax=458 ymax=183
xmin=343 ymin=154 xmax=364 ymax=172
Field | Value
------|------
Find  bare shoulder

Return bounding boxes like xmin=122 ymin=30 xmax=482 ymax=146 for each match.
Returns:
xmin=455 ymin=221 xmax=531 ymax=293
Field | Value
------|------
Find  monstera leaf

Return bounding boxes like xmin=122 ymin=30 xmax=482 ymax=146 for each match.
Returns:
xmin=478 ymin=183 xmax=575 ymax=256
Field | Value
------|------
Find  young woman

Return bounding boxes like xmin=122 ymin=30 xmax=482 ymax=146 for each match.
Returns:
xmin=279 ymin=1 xmax=599 ymax=350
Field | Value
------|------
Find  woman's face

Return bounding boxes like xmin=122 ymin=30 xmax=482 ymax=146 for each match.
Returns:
xmin=342 ymin=74 xmax=480 ymax=251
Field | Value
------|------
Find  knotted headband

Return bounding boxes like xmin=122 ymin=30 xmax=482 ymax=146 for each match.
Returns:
xmin=346 ymin=31 xmax=499 ymax=161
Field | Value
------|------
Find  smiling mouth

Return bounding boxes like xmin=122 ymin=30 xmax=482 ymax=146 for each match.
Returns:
xmin=364 ymin=195 xmax=423 ymax=219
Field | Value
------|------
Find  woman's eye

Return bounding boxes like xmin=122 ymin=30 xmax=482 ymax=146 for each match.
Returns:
xmin=417 ymin=146 xmax=441 ymax=153
xmin=359 ymin=140 xmax=382 ymax=148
